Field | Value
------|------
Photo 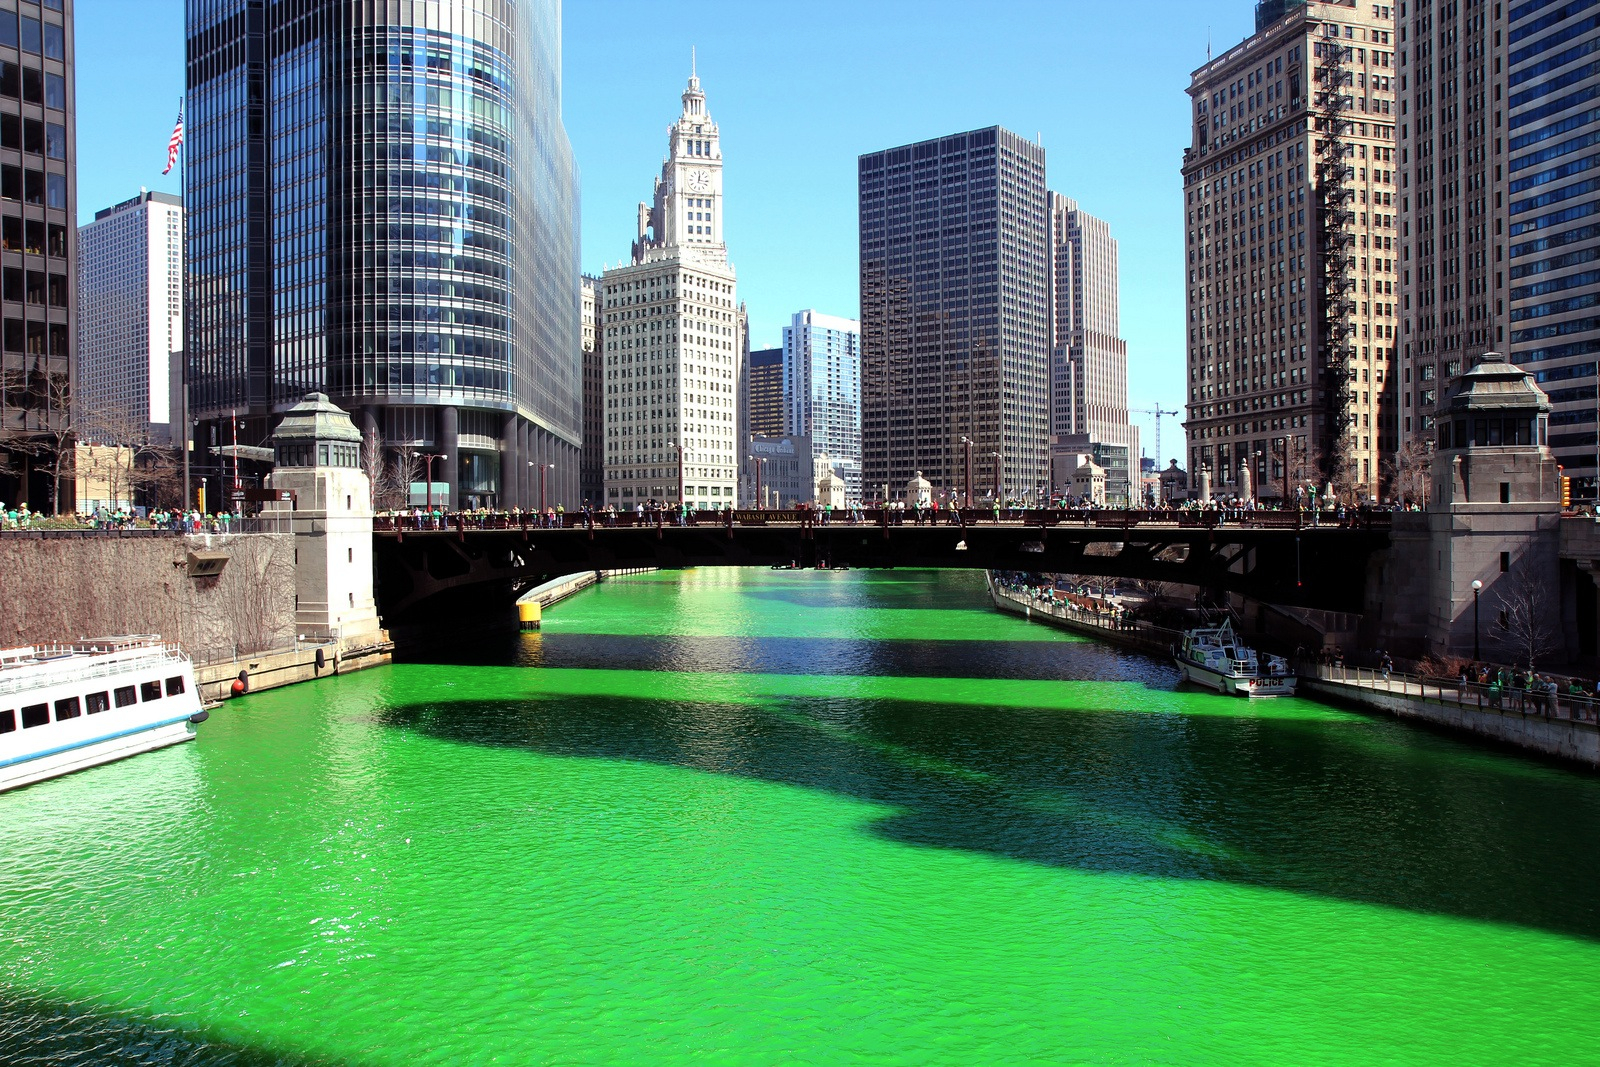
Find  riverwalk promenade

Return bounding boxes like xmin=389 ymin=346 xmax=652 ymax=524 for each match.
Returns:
xmin=987 ymin=574 xmax=1600 ymax=770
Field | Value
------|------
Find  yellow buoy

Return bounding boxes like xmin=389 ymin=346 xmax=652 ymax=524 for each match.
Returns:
xmin=518 ymin=601 xmax=542 ymax=630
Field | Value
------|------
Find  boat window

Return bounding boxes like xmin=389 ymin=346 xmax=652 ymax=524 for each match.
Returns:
xmin=85 ymin=692 xmax=110 ymax=714
xmin=53 ymin=696 xmax=80 ymax=721
xmin=113 ymin=686 xmax=137 ymax=708
xmin=140 ymin=681 xmax=162 ymax=702
xmin=21 ymin=703 xmax=48 ymax=728
xmin=0 ymin=709 xmax=13 ymax=733
xmin=165 ymin=676 xmax=186 ymax=696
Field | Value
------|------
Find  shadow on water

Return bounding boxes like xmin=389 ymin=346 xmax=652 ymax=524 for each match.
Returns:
xmin=0 ymin=991 xmax=356 ymax=1067
xmin=411 ymin=631 xmax=1174 ymax=686
xmin=377 ymin=689 xmax=1600 ymax=942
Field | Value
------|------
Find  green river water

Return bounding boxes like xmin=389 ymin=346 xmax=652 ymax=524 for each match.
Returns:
xmin=3 ymin=569 xmax=1600 ymax=1065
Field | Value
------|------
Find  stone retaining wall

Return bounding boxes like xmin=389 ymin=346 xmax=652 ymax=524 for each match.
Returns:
xmin=0 ymin=531 xmax=296 ymax=657
xmin=1302 ymin=678 xmax=1600 ymax=768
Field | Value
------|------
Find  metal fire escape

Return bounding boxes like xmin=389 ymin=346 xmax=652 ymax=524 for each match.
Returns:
xmin=1314 ymin=38 xmax=1357 ymax=489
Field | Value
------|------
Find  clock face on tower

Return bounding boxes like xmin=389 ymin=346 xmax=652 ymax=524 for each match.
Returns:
xmin=686 ymin=168 xmax=712 ymax=193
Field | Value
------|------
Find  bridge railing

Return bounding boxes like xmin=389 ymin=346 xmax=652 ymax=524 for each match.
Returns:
xmin=372 ymin=507 xmax=1394 ymax=534
xmin=1302 ymin=661 xmax=1600 ymax=724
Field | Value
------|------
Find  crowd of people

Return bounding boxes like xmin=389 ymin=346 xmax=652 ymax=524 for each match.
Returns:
xmin=0 ymin=504 xmax=247 ymax=534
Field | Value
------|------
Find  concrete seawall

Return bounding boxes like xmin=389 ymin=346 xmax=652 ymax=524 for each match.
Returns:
xmin=1301 ymin=673 xmax=1600 ymax=769
xmin=984 ymin=573 xmax=1600 ymax=771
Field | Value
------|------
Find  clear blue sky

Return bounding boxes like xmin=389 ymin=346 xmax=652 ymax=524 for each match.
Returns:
xmin=77 ymin=0 xmax=1257 ymax=466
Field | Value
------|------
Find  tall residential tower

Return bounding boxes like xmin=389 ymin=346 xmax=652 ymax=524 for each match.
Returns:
xmin=77 ymin=191 xmax=182 ymax=446
xmin=602 ymin=69 xmax=739 ymax=509
xmin=1048 ymin=193 xmax=1138 ymax=497
xmin=1183 ymin=0 xmax=1397 ymax=500
xmin=782 ymin=309 xmax=861 ymax=499
xmin=859 ymin=126 xmax=1050 ymax=503
xmin=185 ymin=0 xmax=581 ymax=509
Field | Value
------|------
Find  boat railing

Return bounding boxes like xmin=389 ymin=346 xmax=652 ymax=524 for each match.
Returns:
xmin=0 ymin=643 xmax=190 ymax=699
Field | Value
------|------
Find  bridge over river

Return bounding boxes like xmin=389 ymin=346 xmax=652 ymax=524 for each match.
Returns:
xmin=371 ymin=508 xmax=1392 ymax=622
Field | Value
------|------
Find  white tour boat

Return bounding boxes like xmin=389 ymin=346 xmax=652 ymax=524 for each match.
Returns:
xmin=1174 ymin=619 xmax=1297 ymax=697
xmin=0 ymin=636 xmax=208 ymax=793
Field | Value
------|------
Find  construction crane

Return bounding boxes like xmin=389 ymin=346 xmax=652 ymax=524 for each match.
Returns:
xmin=1137 ymin=405 xmax=1180 ymax=470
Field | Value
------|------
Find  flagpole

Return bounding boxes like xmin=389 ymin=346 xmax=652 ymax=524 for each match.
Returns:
xmin=176 ymin=96 xmax=191 ymax=512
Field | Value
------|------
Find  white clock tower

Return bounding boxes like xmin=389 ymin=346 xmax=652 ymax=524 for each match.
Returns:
xmin=604 ymin=63 xmax=740 ymax=511
xmin=633 ymin=60 xmax=727 ymax=265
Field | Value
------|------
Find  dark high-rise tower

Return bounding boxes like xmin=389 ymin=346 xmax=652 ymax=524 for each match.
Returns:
xmin=0 ymin=1 xmax=75 ymax=510
xmin=858 ymin=126 xmax=1049 ymax=503
xmin=185 ymin=0 xmax=580 ymax=509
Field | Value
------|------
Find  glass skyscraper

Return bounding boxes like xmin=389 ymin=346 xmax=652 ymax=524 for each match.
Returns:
xmin=1505 ymin=0 xmax=1600 ymax=496
xmin=185 ymin=0 xmax=580 ymax=508
xmin=782 ymin=309 xmax=861 ymax=500
xmin=859 ymin=126 xmax=1050 ymax=504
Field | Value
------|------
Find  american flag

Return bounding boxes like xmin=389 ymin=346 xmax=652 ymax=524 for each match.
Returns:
xmin=162 ymin=108 xmax=184 ymax=175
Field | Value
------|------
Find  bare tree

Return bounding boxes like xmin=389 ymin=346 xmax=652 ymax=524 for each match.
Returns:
xmin=33 ymin=368 xmax=74 ymax=515
xmin=361 ymin=426 xmax=388 ymax=509
xmin=392 ymin=445 xmax=421 ymax=510
xmin=1493 ymin=569 xmax=1562 ymax=671
xmin=76 ymin=399 xmax=177 ymax=511
xmin=1382 ymin=436 xmax=1432 ymax=507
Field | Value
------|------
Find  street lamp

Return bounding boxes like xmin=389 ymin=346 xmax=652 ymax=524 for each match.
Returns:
xmin=669 ymin=442 xmax=686 ymax=514
xmin=531 ymin=462 xmax=555 ymax=513
xmin=987 ymin=451 xmax=1002 ymax=504
xmin=1252 ymin=450 xmax=1263 ymax=506
xmin=1471 ymin=578 xmax=1483 ymax=661
xmin=959 ymin=435 xmax=974 ymax=508
xmin=420 ymin=452 xmax=449 ymax=516
xmin=748 ymin=455 xmax=767 ymax=510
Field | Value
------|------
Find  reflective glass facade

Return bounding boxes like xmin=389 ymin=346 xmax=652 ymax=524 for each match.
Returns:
xmin=1505 ymin=0 xmax=1600 ymax=496
xmin=859 ymin=127 xmax=1050 ymax=504
xmin=185 ymin=0 xmax=580 ymax=508
xmin=0 ymin=0 xmax=74 ymax=509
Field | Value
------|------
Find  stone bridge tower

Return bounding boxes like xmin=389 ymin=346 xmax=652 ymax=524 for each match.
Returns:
xmin=1365 ymin=353 xmax=1559 ymax=660
xmin=265 ymin=393 xmax=385 ymax=648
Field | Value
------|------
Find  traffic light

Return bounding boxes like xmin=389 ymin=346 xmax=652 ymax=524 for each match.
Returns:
xmin=1561 ymin=475 xmax=1572 ymax=508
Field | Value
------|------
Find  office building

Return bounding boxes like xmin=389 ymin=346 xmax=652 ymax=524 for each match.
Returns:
xmin=1396 ymin=0 xmax=1506 ymax=484
xmin=0 ymin=0 xmax=75 ymax=509
xmin=1183 ymin=0 xmax=1397 ymax=500
xmin=1048 ymin=193 xmax=1139 ymax=499
xmin=580 ymin=274 xmax=602 ymax=505
xmin=1503 ymin=3 xmax=1600 ymax=497
xmin=748 ymin=432 xmax=812 ymax=509
xmin=747 ymin=346 xmax=783 ymax=438
xmin=602 ymin=68 xmax=738 ymax=508
xmin=859 ymin=126 xmax=1050 ymax=503
xmin=185 ymin=0 xmax=581 ymax=509
xmin=77 ymin=190 xmax=182 ymax=447
xmin=782 ymin=309 xmax=861 ymax=499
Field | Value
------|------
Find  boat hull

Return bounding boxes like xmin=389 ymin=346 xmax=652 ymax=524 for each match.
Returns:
xmin=0 ymin=717 xmax=199 ymax=792
xmin=1178 ymin=659 xmax=1297 ymax=698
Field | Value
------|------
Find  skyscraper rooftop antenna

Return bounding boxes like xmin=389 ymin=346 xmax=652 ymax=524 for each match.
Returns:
xmin=691 ymin=46 xmax=696 ymax=78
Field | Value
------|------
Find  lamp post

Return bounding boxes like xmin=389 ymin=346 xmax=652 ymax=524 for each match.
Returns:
xmin=748 ymin=455 xmax=767 ymax=510
xmin=420 ymin=452 xmax=448 ymax=517
xmin=1471 ymin=579 xmax=1483 ymax=661
xmin=960 ymin=435 xmax=973 ymax=508
xmin=669 ymin=442 xmax=686 ymax=514
xmin=534 ymin=462 xmax=554 ymax=513
xmin=987 ymin=451 xmax=1002 ymax=504
xmin=1252 ymin=450 xmax=1263 ymax=506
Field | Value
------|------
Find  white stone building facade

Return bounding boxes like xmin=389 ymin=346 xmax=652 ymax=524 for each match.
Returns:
xmin=76 ymin=190 xmax=183 ymax=444
xmin=603 ymin=70 xmax=739 ymax=508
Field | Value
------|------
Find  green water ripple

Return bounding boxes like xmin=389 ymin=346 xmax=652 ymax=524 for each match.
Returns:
xmin=1 ymin=570 xmax=1599 ymax=1065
